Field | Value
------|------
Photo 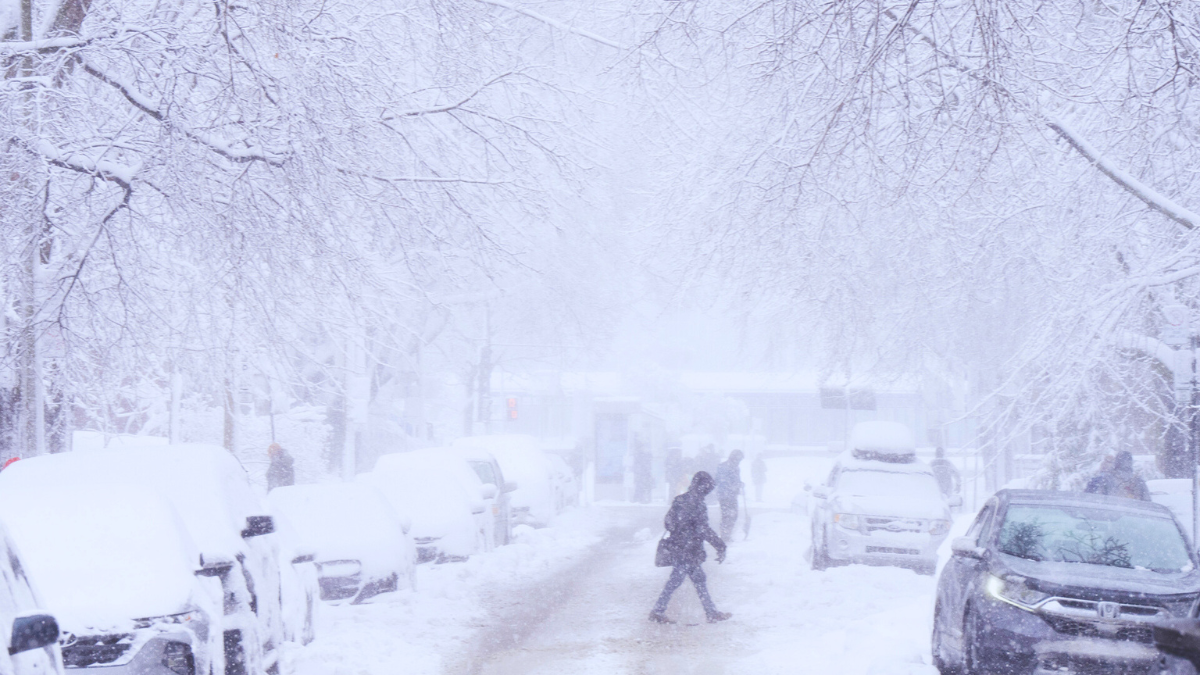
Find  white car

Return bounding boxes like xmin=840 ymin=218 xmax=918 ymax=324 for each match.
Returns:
xmin=0 ymin=444 xmax=311 ymax=675
xmin=545 ymin=454 xmax=579 ymax=513
xmin=452 ymin=436 xmax=557 ymax=527
xmin=0 ymin=471 xmax=220 ymax=675
xmin=269 ymin=483 xmax=415 ymax=602
xmin=807 ymin=421 xmax=958 ymax=575
xmin=364 ymin=452 xmax=490 ymax=562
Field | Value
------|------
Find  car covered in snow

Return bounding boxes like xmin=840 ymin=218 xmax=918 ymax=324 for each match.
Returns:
xmin=269 ymin=483 xmax=415 ymax=602
xmin=0 ymin=512 xmax=64 ymax=675
xmin=0 ymin=444 xmax=307 ymax=675
xmin=546 ymin=454 xmax=579 ymax=513
xmin=808 ymin=421 xmax=956 ymax=574
xmin=0 ymin=472 xmax=220 ymax=675
xmin=364 ymin=451 xmax=491 ymax=563
xmin=932 ymin=489 xmax=1200 ymax=675
xmin=447 ymin=447 xmax=517 ymax=548
xmin=452 ymin=435 xmax=558 ymax=527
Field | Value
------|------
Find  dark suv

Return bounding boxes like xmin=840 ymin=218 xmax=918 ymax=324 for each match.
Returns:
xmin=932 ymin=489 xmax=1200 ymax=675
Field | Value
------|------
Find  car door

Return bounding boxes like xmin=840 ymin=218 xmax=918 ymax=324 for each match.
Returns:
xmin=941 ymin=502 xmax=995 ymax=650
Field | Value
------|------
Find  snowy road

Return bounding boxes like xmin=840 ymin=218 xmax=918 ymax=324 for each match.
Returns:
xmin=292 ymin=500 xmax=945 ymax=675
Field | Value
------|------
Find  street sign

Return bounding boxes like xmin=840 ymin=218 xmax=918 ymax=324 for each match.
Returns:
xmin=1162 ymin=304 xmax=1192 ymax=347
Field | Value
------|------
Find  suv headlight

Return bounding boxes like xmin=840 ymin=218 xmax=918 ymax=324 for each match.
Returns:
xmin=833 ymin=513 xmax=860 ymax=530
xmin=929 ymin=520 xmax=951 ymax=536
xmin=985 ymin=574 xmax=1048 ymax=610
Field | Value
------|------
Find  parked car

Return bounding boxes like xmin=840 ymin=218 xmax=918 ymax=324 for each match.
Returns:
xmin=449 ymin=447 xmax=516 ymax=547
xmin=0 ymin=469 xmax=220 ymax=675
xmin=0 ymin=443 xmax=309 ymax=675
xmin=932 ymin=489 xmax=1200 ymax=675
xmin=364 ymin=451 xmax=490 ymax=563
xmin=0 ymin=511 xmax=63 ymax=675
xmin=807 ymin=422 xmax=955 ymax=574
xmin=453 ymin=435 xmax=557 ymax=527
xmin=269 ymin=483 xmax=415 ymax=602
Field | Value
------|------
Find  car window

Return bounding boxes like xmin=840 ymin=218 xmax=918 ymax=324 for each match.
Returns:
xmin=834 ymin=470 xmax=940 ymax=498
xmin=996 ymin=504 xmax=1193 ymax=572
xmin=965 ymin=505 xmax=994 ymax=543
xmin=470 ymin=461 xmax=497 ymax=485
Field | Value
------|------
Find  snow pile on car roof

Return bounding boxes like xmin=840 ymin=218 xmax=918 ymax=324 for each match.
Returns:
xmin=849 ymin=421 xmax=916 ymax=463
xmin=0 ymin=459 xmax=205 ymax=631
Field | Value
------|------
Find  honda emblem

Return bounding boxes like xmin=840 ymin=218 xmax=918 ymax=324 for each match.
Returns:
xmin=1096 ymin=602 xmax=1120 ymax=619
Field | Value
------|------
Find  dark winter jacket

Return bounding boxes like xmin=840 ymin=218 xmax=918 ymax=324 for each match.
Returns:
xmin=267 ymin=451 xmax=295 ymax=491
xmin=715 ymin=459 xmax=741 ymax=503
xmin=663 ymin=472 xmax=725 ymax=565
xmin=1084 ymin=452 xmax=1149 ymax=501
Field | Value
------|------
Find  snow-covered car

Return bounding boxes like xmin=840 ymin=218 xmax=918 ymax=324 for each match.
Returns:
xmin=364 ymin=451 xmax=490 ymax=563
xmin=0 ymin=470 xmax=220 ymax=675
xmin=545 ymin=454 xmax=579 ymax=513
xmin=269 ymin=483 xmax=415 ymax=602
xmin=934 ymin=489 xmax=1198 ymax=675
xmin=1 ymin=444 xmax=302 ymax=675
xmin=448 ymin=447 xmax=516 ymax=547
xmin=452 ymin=435 xmax=557 ymax=527
xmin=0 ymin=511 xmax=64 ymax=675
xmin=808 ymin=421 xmax=957 ymax=574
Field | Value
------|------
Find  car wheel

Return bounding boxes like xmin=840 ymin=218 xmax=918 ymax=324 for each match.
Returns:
xmin=811 ymin=525 xmax=829 ymax=571
xmin=932 ymin=600 xmax=959 ymax=675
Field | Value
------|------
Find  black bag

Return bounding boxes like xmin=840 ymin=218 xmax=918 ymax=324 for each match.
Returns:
xmin=655 ymin=532 xmax=678 ymax=567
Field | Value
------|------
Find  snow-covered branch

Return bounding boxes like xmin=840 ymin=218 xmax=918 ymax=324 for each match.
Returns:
xmin=473 ymin=0 xmax=626 ymax=50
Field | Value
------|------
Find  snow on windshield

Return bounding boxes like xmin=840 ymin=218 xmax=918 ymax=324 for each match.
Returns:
xmin=836 ymin=470 xmax=940 ymax=498
xmin=997 ymin=504 xmax=1192 ymax=572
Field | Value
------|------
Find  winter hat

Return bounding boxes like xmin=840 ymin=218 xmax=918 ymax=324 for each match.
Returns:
xmin=690 ymin=471 xmax=716 ymax=495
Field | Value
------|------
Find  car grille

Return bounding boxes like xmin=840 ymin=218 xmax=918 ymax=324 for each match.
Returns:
xmin=865 ymin=546 xmax=920 ymax=555
xmin=1039 ymin=651 xmax=1158 ymax=675
xmin=62 ymin=634 xmax=135 ymax=667
xmin=863 ymin=517 xmax=923 ymax=532
xmin=1041 ymin=614 xmax=1155 ymax=643
xmin=1038 ymin=597 xmax=1168 ymax=644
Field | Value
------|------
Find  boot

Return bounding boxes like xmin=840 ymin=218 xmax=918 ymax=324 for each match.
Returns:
xmin=648 ymin=610 xmax=675 ymax=624
xmin=706 ymin=611 xmax=732 ymax=623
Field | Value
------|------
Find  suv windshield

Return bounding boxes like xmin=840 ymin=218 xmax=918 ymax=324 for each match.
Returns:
xmin=836 ymin=470 xmax=940 ymax=498
xmin=997 ymin=504 xmax=1192 ymax=573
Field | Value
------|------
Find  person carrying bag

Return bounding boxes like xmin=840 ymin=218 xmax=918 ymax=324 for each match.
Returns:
xmin=648 ymin=471 xmax=731 ymax=624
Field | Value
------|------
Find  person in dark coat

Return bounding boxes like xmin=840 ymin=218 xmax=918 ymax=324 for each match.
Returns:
xmin=929 ymin=447 xmax=961 ymax=497
xmin=650 ymin=471 xmax=730 ymax=624
xmin=715 ymin=450 xmax=744 ymax=540
xmin=267 ymin=442 xmax=295 ymax=491
xmin=1084 ymin=451 xmax=1149 ymax=501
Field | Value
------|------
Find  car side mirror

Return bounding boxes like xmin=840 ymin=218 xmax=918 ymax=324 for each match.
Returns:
xmin=481 ymin=484 xmax=498 ymax=500
xmin=951 ymin=537 xmax=985 ymax=559
xmin=502 ymin=481 xmax=518 ymax=494
xmin=291 ymin=553 xmax=315 ymax=565
xmin=812 ymin=486 xmax=828 ymax=500
xmin=241 ymin=515 xmax=275 ymax=538
xmin=196 ymin=554 xmax=235 ymax=578
xmin=948 ymin=495 xmax=963 ymax=508
xmin=9 ymin=614 xmax=58 ymax=655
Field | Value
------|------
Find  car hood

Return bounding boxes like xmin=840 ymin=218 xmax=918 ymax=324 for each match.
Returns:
xmin=832 ymin=493 xmax=948 ymax=520
xmin=1000 ymin=554 xmax=1200 ymax=597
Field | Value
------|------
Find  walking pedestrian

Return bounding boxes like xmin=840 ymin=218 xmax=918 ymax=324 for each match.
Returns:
xmin=751 ymin=453 xmax=767 ymax=503
xmin=649 ymin=471 xmax=731 ymax=624
xmin=267 ymin=442 xmax=295 ymax=491
xmin=929 ymin=447 xmax=961 ymax=497
xmin=716 ymin=450 xmax=744 ymax=540
xmin=1084 ymin=451 xmax=1149 ymax=501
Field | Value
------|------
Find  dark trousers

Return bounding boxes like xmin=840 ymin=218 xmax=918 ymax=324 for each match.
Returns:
xmin=653 ymin=562 xmax=718 ymax=615
xmin=719 ymin=498 xmax=738 ymax=540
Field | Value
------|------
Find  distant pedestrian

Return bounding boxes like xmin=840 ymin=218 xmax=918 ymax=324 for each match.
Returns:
xmin=929 ymin=447 xmax=961 ymax=497
xmin=751 ymin=454 xmax=767 ymax=502
xmin=267 ymin=442 xmax=295 ymax=491
xmin=633 ymin=445 xmax=654 ymax=503
xmin=664 ymin=447 xmax=684 ymax=497
xmin=715 ymin=450 xmax=744 ymax=540
xmin=650 ymin=471 xmax=731 ymax=624
xmin=1085 ymin=451 xmax=1149 ymax=501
